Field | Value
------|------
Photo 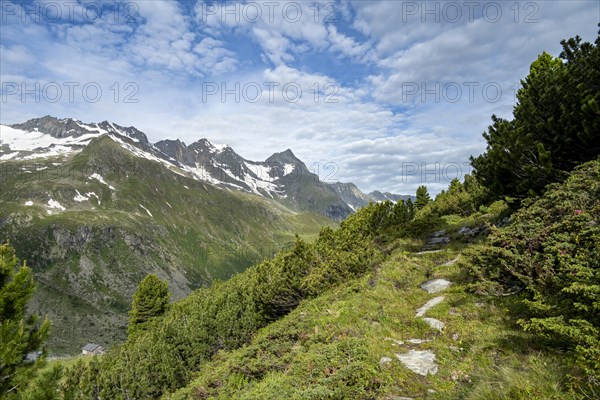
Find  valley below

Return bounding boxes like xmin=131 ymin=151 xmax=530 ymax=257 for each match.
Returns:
xmin=0 ymin=116 xmax=411 ymax=354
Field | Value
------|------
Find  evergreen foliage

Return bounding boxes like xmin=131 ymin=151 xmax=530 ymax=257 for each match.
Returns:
xmin=467 ymin=159 xmax=600 ymax=385
xmin=128 ymin=274 xmax=171 ymax=336
xmin=414 ymin=185 xmax=431 ymax=210
xmin=471 ymin=28 xmax=600 ymax=201
xmin=430 ymin=177 xmax=487 ymax=216
xmin=0 ymin=243 xmax=52 ymax=398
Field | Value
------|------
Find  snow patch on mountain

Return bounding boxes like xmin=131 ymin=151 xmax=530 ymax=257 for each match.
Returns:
xmin=74 ymin=190 xmax=100 ymax=204
xmin=212 ymin=142 xmax=229 ymax=152
xmin=139 ymin=204 xmax=153 ymax=217
xmin=186 ymin=163 xmax=222 ymax=186
xmin=47 ymin=198 xmax=66 ymax=211
xmin=74 ymin=190 xmax=88 ymax=202
xmin=247 ymin=163 xmax=272 ymax=182
xmin=0 ymin=125 xmax=101 ymax=160
xmin=88 ymin=173 xmax=115 ymax=190
xmin=240 ymin=161 xmax=282 ymax=197
xmin=283 ymin=163 xmax=297 ymax=176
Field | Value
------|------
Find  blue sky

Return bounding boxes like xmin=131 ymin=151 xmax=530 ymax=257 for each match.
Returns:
xmin=1 ymin=0 xmax=598 ymax=194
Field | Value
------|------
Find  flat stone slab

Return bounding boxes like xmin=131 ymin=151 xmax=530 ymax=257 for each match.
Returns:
xmin=422 ymin=317 xmax=445 ymax=331
xmin=420 ymin=278 xmax=453 ymax=294
xmin=428 ymin=236 xmax=450 ymax=245
xmin=395 ymin=350 xmax=438 ymax=376
xmin=441 ymin=256 xmax=460 ymax=266
xmin=386 ymin=338 xmax=432 ymax=346
xmin=385 ymin=338 xmax=404 ymax=346
xmin=407 ymin=338 xmax=431 ymax=344
xmin=413 ymin=250 xmax=443 ymax=255
xmin=415 ymin=296 xmax=445 ymax=317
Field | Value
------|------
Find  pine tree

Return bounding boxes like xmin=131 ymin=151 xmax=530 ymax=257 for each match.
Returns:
xmin=415 ymin=185 xmax=432 ymax=210
xmin=0 ymin=243 xmax=51 ymax=398
xmin=59 ymin=359 xmax=85 ymax=399
xmin=19 ymin=364 xmax=62 ymax=400
xmin=406 ymin=198 xmax=415 ymax=220
xmin=128 ymin=274 xmax=171 ymax=336
xmin=471 ymin=27 xmax=600 ymax=202
xmin=391 ymin=200 xmax=409 ymax=225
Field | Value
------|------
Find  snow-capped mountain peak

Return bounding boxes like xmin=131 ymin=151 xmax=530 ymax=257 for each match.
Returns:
xmin=1 ymin=116 xmax=413 ymax=220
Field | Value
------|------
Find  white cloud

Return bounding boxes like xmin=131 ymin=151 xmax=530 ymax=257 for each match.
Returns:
xmin=327 ymin=25 xmax=371 ymax=60
xmin=0 ymin=44 xmax=36 ymax=65
xmin=1 ymin=0 xmax=597 ymax=195
xmin=193 ymin=37 xmax=238 ymax=74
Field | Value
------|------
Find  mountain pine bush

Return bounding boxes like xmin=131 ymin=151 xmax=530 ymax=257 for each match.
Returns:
xmin=467 ymin=159 xmax=600 ymax=387
xmin=128 ymin=274 xmax=171 ymax=336
xmin=471 ymin=28 xmax=600 ymax=201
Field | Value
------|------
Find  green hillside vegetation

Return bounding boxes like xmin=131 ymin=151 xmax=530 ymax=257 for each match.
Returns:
xmin=165 ymin=215 xmax=581 ymax=399
xmin=0 ymin=135 xmax=334 ymax=354
xmin=467 ymin=159 xmax=600 ymax=385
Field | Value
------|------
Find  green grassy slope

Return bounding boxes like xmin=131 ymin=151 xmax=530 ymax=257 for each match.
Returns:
xmin=166 ymin=217 xmax=581 ymax=400
xmin=0 ymin=136 xmax=334 ymax=354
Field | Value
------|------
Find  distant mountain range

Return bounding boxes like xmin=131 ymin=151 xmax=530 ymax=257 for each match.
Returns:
xmin=3 ymin=116 xmax=413 ymax=219
xmin=0 ymin=116 xmax=413 ymax=354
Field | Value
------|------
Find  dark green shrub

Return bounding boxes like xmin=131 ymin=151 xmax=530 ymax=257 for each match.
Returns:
xmin=467 ymin=159 xmax=600 ymax=385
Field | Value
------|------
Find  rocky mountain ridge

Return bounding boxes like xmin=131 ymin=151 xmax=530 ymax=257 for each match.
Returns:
xmin=2 ymin=116 xmax=413 ymax=219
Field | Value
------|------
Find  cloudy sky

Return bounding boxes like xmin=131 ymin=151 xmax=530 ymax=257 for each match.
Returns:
xmin=1 ymin=0 xmax=598 ymax=194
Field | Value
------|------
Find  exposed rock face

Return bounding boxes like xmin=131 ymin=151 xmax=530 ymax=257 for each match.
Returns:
xmin=154 ymin=141 xmax=354 ymax=220
xmin=11 ymin=116 xmax=92 ymax=138
xmin=329 ymin=182 xmax=373 ymax=210
xmin=329 ymin=183 xmax=416 ymax=212
xmin=419 ymin=230 xmax=451 ymax=250
xmin=11 ymin=116 xmax=150 ymax=145
xmin=369 ymin=190 xmax=415 ymax=203
xmin=458 ymin=224 xmax=491 ymax=237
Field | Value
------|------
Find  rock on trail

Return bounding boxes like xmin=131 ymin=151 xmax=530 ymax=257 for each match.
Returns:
xmin=422 ymin=317 xmax=445 ymax=331
xmin=420 ymin=278 xmax=453 ymax=294
xmin=395 ymin=350 xmax=439 ymax=376
xmin=415 ymin=296 xmax=445 ymax=317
